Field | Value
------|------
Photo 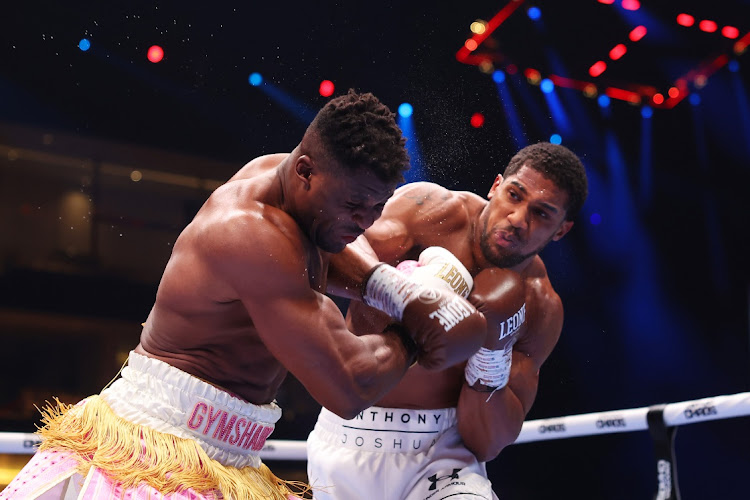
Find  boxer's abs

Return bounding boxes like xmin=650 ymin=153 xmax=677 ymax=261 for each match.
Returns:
xmin=137 ymin=309 xmax=286 ymax=404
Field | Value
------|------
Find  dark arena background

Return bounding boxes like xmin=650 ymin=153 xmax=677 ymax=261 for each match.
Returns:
xmin=1 ymin=1 xmax=749 ymax=498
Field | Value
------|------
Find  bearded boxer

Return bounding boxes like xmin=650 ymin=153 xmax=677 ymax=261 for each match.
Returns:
xmin=307 ymin=142 xmax=589 ymax=499
xmin=1 ymin=90 xmax=486 ymax=500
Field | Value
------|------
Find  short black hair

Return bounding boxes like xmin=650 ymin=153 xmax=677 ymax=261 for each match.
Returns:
xmin=504 ymin=142 xmax=588 ymax=220
xmin=307 ymin=89 xmax=410 ymax=184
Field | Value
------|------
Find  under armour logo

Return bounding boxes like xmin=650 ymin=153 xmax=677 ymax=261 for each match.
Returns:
xmin=427 ymin=468 xmax=461 ymax=490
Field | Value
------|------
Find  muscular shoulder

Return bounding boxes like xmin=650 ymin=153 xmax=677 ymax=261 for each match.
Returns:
xmin=189 ymin=186 xmax=307 ymax=283
xmin=228 ymin=153 xmax=289 ymax=182
xmin=388 ymin=182 xmax=480 ymax=234
xmin=524 ymin=257 xmax=557 ymax=303
xmin=519 ymin=256 xmax=564 ymax=350
xmin=365 ymin=182 xmax=480 ymax=262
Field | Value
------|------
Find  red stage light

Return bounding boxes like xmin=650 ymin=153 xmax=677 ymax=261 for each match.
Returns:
xmin=147 ymin=45 xmax=164 ymax=63
xmin=722 ymin=26 xmax=740 ymax=39
xmin=319 ymin=80 xmax=335 ymax=97
xmin=455 ymin=2 xmax=739 ymax=110
xmin=524 ymin=68 xmax=541 ymax=84
xmin=465 ymin=39 xmax=478 ymax=51
xmin=609 ymin=44 xmax=627 ymax=60
xmin=629 ymin=26 xmax=647 ymax=42
xmin=589 ymin=61 xmax=607 ymax=77
xmin=676 ymin=14 xmax=694 ymax=27
xmin=699 ymin=20 xmax=718 ymax=33
xmin=470 ymin=112 xmax=485 ymax=128
xmin=605 ymin=87 xmax=641 ymax=103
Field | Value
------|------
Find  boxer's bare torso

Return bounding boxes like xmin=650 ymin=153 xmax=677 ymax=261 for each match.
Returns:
xmin=136 ymin=153 xmax=404 ymax=409
xmin=345 ymin=182 xmax=562 ymax=409
xmin=137 ymin=155 xmax=323 ymax=403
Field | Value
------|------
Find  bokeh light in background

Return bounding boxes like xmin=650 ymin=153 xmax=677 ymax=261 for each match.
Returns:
xmin=398 ymin=103 xmax=413 ymax=118
xmin=470 ymin=112 xmax=485 ymax=128
xmin=676 ymin=13 xmax=695 ymax=27
xmin=248 ymin=72 xmax=263 ymax=86
xmin=78 ymin=38 xmax=91 ymax=51
xmin=147 ymin=45 xmax=164 ymax=63
xmin=540 ymin=78 xmax=554 ymax=94
xmin=589 ymin=60 xmax=607 ymax=77
xmin=318 ymin=80 xmax=334 ymax=97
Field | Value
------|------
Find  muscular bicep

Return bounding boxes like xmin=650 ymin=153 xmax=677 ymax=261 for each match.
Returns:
xmin=243 ymin=271 xmax=408 ymax=415
xmin=507 ymin=293 xmax=564 ymax=412
xmin=362 ymin=208 xmax=413 ymax=263
xmin=514 ymin=293 xmax=564 ymax=374
xmin=208 ymin=217 xmax=369 ymax=401
xmin=362 ymin=182 xmax=453 ymax=263
xmin=245 ymin=281 xmax=359 ymax=378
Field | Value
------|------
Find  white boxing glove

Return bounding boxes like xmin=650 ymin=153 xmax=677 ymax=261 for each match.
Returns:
xmin=396 ymin=247 xmax=473 ymax=298
xmin=362 ymin=254 xmax=486 ymax=370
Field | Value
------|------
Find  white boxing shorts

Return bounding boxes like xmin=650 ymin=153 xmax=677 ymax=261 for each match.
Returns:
xmin=101 ymin=350 xmax=281 ymax=468
xmin=0 ymin=351 xmax=299 ymax=500
xmin=306 ymin=406 xmax=498 ymax=500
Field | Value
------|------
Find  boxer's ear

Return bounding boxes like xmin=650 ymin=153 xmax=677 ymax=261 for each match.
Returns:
xmin=552 ymin=220 xmax=574 ymax=241
xmin=296 ymin=155 xmax=314 ymax=189
xmin=487 ymin=174 xmax=503 ymax=199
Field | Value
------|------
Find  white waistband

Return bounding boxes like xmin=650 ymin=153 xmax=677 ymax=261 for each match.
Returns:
xmin=313 ymin=406 xmax=457 ymax=454
xmin=101 ymin=351 xmax=281 ymax=468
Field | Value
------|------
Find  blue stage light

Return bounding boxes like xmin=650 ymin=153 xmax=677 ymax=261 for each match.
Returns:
xmin=492 ymin=70 xmax=505 ymax=84
xmin=590 ymin=213 xmax=602 ymax=225
xmin=540 ymin=78 xmax=554 ymax=94
xmin=689 ymin=93 xmax=701 ymax=106
xmin=641 ymin=106 xmax=653 ymax=118
xmin=78 ymin=38 xmax=91 ymax=51
xmin=248 ymin=72 xmax=263 ymax=86
xmin=550 ymin=133 xmax=562 ymax=144
xmin=598 ymin=95 xmax=611 ymax=108
xmin=527 ymin=7 xmax=541 ymax=20
xmin=728 ymin=60 xmax=739 ymax=73
xmin=398 ymin=103 xmax=413 ymax=118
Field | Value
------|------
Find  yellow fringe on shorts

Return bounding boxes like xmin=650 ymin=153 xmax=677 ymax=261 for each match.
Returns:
xmin=37 ymin=396 xmax=311 ymax=499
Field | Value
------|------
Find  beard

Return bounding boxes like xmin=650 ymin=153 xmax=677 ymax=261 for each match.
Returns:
xmin=479 ymin=219 xmax=556 ymax=268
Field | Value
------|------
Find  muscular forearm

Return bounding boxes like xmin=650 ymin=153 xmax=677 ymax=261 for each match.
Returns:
xmin=457 ymin=357 xmax=539 ymax=462
xmin=326 ymin=237 xmax=381 ymax=300
xmin=457 ymin=384 xmax=528 ymax=462
xmin=322 ymin=327 xmax=414 ymax=419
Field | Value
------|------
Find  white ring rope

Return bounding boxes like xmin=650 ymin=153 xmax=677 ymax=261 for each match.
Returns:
xmin=0 ymin=392 xmax=747 ymax=459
